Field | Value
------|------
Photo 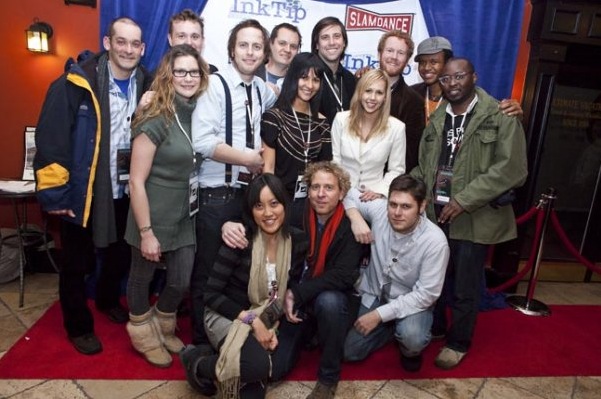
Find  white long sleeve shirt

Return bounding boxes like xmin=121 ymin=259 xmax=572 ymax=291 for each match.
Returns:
xmin=344 ymin=188 xmax=450 ymax=322
xmin=192 ymin=64 xmax=276 ymax=188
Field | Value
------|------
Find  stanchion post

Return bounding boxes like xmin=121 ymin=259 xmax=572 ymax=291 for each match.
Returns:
xmin=506 ymin=187 xmax=555 ymax=316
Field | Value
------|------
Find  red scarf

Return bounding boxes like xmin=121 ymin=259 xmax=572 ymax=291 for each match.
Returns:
xmin=307 ymin=202 xmax=345 ymax=277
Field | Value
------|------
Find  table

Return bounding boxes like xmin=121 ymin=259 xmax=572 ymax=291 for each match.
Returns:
xmin=0 ymin=184 xmax=58 ymax=307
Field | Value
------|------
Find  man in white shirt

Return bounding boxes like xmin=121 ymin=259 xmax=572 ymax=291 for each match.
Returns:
xmin=343 ymin=175 xmax=449 ymax=372
xmin=187 ymin=20 xmax=276 ymax=395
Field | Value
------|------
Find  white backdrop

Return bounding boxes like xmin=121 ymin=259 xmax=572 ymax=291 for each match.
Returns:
xmin=201 ymin=0 xmax=430 ymax=84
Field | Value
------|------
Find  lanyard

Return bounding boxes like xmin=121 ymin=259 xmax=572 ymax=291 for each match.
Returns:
xmin=322 ymin=72 xmax=343 ymax=111
xmin=292 ymin=108 xmax=312 ymax=164
xmin=175 ymin=113 xmax=196 ymax=167
xmin=447 ymin=114 xmax=467 ymax=167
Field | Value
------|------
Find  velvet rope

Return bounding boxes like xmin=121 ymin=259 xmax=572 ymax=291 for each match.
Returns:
xmin=488 ymin=208 xmax=545 ymax=293
xmin=516 ymin=206 xmax=539 ymax=225
xmin=550 ymin=210 xmax=601 ymax=275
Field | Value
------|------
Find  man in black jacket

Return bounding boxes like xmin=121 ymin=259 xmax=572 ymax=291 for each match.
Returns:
xmin=34 ymin=17 xmax=152 ymax=355
xmin=220 ymin=161 xmax=363 ymax=399
xmin=311 ymin=17 xmax=357 ymax=125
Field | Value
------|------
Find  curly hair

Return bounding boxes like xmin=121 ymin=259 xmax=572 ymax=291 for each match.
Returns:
xmin=303 ymin=161 xmax=351 ymax=196
xmin=133 ymin=44 xmax=209 ymax=129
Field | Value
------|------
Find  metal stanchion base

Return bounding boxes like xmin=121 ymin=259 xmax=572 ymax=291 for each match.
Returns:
xmin=506 ymin=295 xmax=551 ymax=316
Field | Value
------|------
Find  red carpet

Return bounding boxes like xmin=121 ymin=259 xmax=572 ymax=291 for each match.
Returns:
xmin=1 ymin=303 xmax=600 ymax=380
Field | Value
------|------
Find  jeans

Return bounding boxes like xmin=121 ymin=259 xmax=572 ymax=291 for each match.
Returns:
xmin=59 ymin=198 xmax=130 ymax=337
xmin=344 ymin=297 xmax=432 ymax=360
xmin=434 ymin=239 xmax=489 ymax=352
xmin=190 ymin=188 xmax=244 ymax=345
xmin=272 ymin=290 xmax=351 ymax=386
xmin=127 ymin=245 xmax=194 ymax=315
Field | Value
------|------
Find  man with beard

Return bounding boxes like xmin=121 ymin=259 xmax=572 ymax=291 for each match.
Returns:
xmin=411 ymin=57 xmax=527 ymax=369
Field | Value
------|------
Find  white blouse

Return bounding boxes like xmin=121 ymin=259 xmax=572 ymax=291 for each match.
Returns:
xmin=331 ymin=111 xmax=406 ymax=196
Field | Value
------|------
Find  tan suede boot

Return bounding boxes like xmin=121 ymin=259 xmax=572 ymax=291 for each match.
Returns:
xmin=152 ymin=306 xmax=185 ymax=353
xmin=126 ymin=309 xmax=172 ymax=368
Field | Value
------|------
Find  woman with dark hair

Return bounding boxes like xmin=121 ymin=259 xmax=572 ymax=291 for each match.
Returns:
xmin=261 ymin=52 xmax=332 ymax=229
xmin=124 ymin=44 xmax=209 ymax=368
xmin=181 ymin=173 xmax=307 ymax=398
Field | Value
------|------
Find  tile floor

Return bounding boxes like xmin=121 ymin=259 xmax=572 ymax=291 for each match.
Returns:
xmin=1 ymin=273 xmax=600 ymax=398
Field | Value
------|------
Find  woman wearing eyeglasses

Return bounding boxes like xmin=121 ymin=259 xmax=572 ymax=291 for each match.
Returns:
xmin=331 ymin=69 xmax=406 ymax=204
xmin=124 ymin=44 xmax=209 ymax=368
xmin=181 ymin=174 xmax=306 ymax=398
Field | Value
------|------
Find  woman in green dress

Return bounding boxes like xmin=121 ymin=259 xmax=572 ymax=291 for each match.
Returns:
xmin=124 ymin=44 xmax=209 ymax=368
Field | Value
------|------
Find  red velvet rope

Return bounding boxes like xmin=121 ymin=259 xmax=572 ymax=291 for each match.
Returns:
xmin=488 ymin=208 xmax=545 ymax=293
xmin=516 ymin=206 xmax=539 ymax=225
xmin=550 ymin=210 xmax=601 ymax=275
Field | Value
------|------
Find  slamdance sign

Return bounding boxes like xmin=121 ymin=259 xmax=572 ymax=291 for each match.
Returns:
xmin=201 ymin=0 xmax=430 ymax=84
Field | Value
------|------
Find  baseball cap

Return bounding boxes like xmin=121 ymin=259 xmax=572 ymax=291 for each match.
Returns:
xmin=415 ymin=36 xmax=453 ymax=61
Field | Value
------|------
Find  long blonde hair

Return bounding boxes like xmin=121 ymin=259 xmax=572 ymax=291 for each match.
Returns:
xmin=348 ymin=69 xmax=391 ymax=141
xmin=133 ymin=44 xmax=209 ymax=129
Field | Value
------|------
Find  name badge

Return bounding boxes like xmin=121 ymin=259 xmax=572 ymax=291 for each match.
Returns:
xmin=117 ymin=147 xmax=131 ymax=183
xmin=236 ymin=147 xmax=256 ymax=186
xmin=189 ymin=170 xmax=199 ymax=217
xmin=434 ymin=166 xmax=453 ymax=205
xmin=294 ymin=175 xmax=307 ymax=199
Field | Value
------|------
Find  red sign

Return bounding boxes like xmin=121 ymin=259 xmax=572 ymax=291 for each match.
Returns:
xmin=345 ymin=5 xmax=414 ymax=33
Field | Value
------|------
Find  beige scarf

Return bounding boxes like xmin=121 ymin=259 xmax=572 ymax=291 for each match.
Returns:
xmin=215 ymin=232 xmax=291 ymax=398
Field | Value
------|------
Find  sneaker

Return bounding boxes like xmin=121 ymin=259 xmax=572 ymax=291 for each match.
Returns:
xmin=434 ymin=346 xmax=467 ymax=370
xmin=307 ymin=381 xmax=337 ymax=399
xmin=179 ymin=345 xmax=217 ymax=396
xmin=97 ymin=305 xmax=129 ymax=324
xmin=400 ymin=353 xmax=423 ymax=372
xmin=69 ymin=333 xmax=103 ymax=355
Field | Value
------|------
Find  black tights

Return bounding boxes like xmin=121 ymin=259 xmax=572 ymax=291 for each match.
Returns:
xmin=197 ymin=335 xmax=271 ymax=399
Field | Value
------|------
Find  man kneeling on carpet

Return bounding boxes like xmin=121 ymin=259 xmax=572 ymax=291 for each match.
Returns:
xmin=181 ymin=174 xmax=307 ymax=398
xmin=124 ymin=45 xmax=210 ymax=367
xmin=220 ymin=161 xmax=364 ymax=399
xmin=343 ymin=175 xmax=449 ymax=372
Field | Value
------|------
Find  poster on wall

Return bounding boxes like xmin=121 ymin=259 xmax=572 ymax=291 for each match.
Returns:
xmin=201 ymin=0 xmax=429 ymax=84
xmin=22 ymin=127 xmax=36 ymax=181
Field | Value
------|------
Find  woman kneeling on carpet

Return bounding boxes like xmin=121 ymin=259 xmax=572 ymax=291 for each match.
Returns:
xmin=181 ymin=174 xmax=307 ymax=398
xmin=124 ymin=44 xmax=209 ymax=368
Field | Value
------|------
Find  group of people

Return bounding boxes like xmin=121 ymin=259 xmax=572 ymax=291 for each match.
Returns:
xmin=33 ymin=8 xmax=528 ymax=399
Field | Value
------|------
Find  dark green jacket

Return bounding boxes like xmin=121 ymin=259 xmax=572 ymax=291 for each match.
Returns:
xmin=411 ymin=87 xmax=528 ymax=244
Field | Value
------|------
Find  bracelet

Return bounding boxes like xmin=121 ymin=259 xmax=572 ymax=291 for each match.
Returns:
xmin=139 ymin=225 xmax=152 ymax=234
xmin=241 ymin=311 xmax=256 ymax=325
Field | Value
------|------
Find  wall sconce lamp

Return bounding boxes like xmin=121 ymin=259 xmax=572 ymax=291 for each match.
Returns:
xmin=26 ymin=18 xmax=53 ymax=53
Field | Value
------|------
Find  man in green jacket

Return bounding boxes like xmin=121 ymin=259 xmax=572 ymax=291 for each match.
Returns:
xmin=411 ymin=57 xmax=528 ymax=369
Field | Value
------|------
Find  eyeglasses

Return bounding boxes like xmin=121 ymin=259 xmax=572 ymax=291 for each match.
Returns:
xmin=173 ymin=69 xmax=202 ymax=78
xmin=438 ymin=72 xmax=472 ymax=85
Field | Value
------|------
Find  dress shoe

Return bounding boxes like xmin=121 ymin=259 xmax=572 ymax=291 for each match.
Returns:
xmin=69 ymin=333 xmax=102 ymax=355
xmin=400 ymin=353 xmax=423 ymax=372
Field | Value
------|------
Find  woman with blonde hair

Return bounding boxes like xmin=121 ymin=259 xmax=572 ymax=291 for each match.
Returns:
xmin=124 ymin=44 xmax=209 ymax=368
xmin=331 ymin=68 xmax=406 ymax=201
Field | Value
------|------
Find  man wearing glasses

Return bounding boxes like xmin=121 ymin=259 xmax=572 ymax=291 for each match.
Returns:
xmin=411 ymin=57 xmax=528 ymax=369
